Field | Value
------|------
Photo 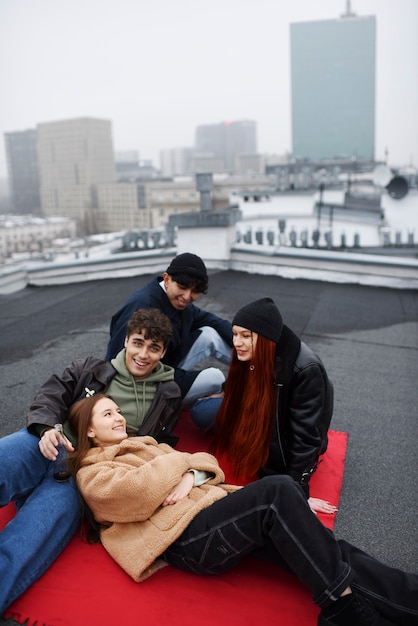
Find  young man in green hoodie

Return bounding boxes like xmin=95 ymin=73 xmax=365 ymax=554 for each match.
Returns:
xmin=0 ymin=308 xmax=182 ymax=614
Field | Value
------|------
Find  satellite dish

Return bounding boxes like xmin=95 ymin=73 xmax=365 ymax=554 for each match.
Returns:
xmin=372 ymin=164 xmax=392 ymax=187
xmin=386 ymin=175 xmax=409 ymax=200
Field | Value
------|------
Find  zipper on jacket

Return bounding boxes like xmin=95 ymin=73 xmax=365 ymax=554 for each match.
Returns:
xmin=274 ymin=383 xmax=287 ymax=469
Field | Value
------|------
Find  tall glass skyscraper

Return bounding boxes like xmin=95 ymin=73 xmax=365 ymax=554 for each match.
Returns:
xmin=290 ymin=13 xmax=376 ymax=161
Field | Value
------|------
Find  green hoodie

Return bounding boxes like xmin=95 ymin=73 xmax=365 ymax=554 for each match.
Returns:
xmin=106 ymin=349 xmax=175 ymax=434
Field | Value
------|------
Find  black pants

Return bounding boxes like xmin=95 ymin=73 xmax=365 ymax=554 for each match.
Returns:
xmin=164 ymin=476 xmax=418 ymax=625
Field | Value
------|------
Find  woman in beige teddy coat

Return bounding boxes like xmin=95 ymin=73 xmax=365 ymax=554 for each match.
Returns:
xmin=68 ymin=394 xmax=418 ymax=626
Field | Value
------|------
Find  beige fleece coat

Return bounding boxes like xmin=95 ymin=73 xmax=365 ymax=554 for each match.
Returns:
xmin=76 ymin=436 xmax=238 ymax=581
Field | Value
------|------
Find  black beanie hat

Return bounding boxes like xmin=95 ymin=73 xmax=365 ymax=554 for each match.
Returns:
xmin=232 ymin=297 xmax=283 ymax=343
xmin=166 ymin=253 xmax=208 ymax=282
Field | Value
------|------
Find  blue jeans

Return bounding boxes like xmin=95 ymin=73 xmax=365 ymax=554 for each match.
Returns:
xmin=0 ymin=429 xmax=81 ymax=612
xmin=164 ymin=476 xmax=418 ymax=625
xmin=190 ymin=396 xmax=222 ymax=428
xmin=178 ymin=326 xmax=232 ymax=371
xmin=179 ymin=327 xmax=231 ymax=409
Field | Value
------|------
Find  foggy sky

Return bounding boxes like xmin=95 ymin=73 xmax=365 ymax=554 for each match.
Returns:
xmin=0 ymin=0 xmax=417 ymax=179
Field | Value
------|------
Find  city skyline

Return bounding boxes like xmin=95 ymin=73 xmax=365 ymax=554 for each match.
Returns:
xmin=1 ymin=0 xmax=417 ymax=180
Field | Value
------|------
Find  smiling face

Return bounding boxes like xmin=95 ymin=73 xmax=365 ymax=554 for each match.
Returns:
xmin=232 ymin=325 xmax=258 ymax=362
xmin=124 ymin=331 xmax=167 ymax=379
xmin=87 ymin=397 xmax=128 ymax=446
xmin=163 ymin=273 xmax=201 ymax=310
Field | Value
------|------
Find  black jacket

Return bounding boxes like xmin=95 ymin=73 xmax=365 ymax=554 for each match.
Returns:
xmin=26 ymin=356 xmax=182 ymax=447
xmin=261 ymin=330 xmax=333 ymax=495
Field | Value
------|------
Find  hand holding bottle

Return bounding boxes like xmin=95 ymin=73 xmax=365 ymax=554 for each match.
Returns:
xmin=38 ymin=424 xmax=74 ymax=461
xmin=52 ymin=423 xmax=72 ymax=482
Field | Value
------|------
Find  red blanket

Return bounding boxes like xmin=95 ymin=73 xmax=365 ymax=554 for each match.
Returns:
xmin=2 ymin=416 xmax=348 ymax=626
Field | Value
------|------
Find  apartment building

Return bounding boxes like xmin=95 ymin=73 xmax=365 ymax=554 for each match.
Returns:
xmin=37 ymin=117 xmax=116 ymax=229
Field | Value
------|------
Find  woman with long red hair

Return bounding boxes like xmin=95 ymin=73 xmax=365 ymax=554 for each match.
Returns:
xmin=191 ymin=297 xmax=335 ymax=514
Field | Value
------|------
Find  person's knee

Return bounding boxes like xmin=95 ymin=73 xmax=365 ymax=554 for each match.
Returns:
xmin=192 ymin=367 xmax=225 ymax=395
xmin=182 ymin=367 xmax=225 ymax=409
xmin=198 ymin=326 xmax=220 ymax=345
xmin=0 ymin=429 xmax=49 ymax=498
xmin=191 ymin=396 xmax=223 ymax=429
xmin=198 ymin=327 xmax=231 ymax=361
xmin=259 ymin=474 xmax=300 ymax=499
xmin=206 ymin=366 xmax=225 ymax=389
xmin=0 ymin=428 xmax=39 ymax=450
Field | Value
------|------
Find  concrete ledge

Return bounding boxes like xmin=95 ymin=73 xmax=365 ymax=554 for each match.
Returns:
xmin=28 ymin=249 xmax=177 ymax=288
xmin=1 ymin=245 xmax=417 ymax=294
xmin=229 ymin=247 xmax=418 ymax=289
xmin=0 ymin=265 xmax=28 ymax=294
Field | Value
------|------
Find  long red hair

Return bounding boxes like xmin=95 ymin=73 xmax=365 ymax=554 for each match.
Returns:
xmin=212 ymin=334 xmax=277 ymax=480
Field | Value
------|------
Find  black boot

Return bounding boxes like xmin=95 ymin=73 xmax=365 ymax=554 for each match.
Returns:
xmin=318 ymin=592 xmax=397 ymax=626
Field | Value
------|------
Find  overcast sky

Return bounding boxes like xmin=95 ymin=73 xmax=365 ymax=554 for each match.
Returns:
xmin=1 ymin=0 xmax=417 ymax=179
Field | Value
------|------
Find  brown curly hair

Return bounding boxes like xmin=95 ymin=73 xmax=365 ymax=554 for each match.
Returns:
xmin=126 ymin=308 xmax=172 ymax=347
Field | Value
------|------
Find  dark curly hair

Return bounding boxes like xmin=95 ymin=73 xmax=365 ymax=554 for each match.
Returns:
xmin=126 ymin=308 xmax=173 ymax=347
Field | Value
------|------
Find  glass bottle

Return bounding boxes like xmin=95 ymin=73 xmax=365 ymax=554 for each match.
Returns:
xmin=53 ymin=423 xmax=71 ymax=482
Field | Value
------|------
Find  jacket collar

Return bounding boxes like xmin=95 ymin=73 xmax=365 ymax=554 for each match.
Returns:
xmin=274 ymin=325 xmax=301 ymax=386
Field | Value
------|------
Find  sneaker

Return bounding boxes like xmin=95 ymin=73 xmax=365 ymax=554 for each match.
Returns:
xmin=318 ymin=592 xmax=396 ymax=626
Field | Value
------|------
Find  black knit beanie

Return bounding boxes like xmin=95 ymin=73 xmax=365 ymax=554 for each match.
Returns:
xmin=232 ymin=297 xmax=283 ymax=343
xmin=166 ymin=253 xmax=208 ymax=282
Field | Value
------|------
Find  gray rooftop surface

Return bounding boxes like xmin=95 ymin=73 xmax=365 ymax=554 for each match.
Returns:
xmin=0 ymin=270 xmax=417 ymax=615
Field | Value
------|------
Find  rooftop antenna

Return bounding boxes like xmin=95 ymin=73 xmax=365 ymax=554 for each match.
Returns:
xmin=341 ymin=0 xmax=356 ymax=18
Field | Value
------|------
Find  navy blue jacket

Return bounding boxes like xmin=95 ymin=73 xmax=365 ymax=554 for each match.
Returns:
xmin=105 ymin=277 xmax=233 ymax=396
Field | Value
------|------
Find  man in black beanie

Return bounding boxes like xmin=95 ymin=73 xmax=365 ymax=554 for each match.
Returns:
xmin=105 ymin=253 xmax=232 ymax=408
